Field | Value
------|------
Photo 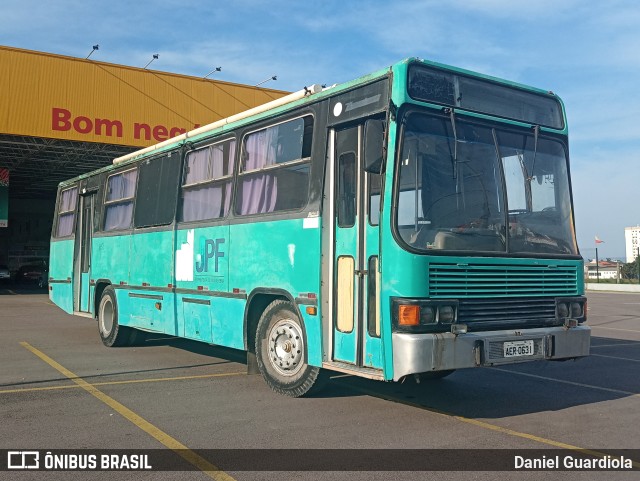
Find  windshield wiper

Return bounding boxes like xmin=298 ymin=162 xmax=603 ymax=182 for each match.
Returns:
xmin=445 ymin=107 xmax=458 ymax=179
xmin=527 ymin=125 xmax=540 ymax=183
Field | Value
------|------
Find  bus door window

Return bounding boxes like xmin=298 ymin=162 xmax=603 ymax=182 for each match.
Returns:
xmin=337 ymin=152 xmax=356 ymax=227
xmin=368 ymin=172 xmax=382 ymax=226
xmin=55 ymin=186 xmax=78 ymax=237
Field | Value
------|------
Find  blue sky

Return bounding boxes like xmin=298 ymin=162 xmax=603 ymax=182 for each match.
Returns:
xmin=3 ymin=0 xmax=640 ymax=259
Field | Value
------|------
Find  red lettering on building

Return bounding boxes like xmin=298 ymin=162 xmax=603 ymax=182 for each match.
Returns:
xmin=52 ymin=108 xmax=72 ymax=132
xmin=169 ymin=127 xmax=187 ymax=137
xmin=152 ymin=124 xmax=168 ymax=141
xmin=95 ymin=118 xmax=124 ymax=138
xmin=52 ymin=108 xmax=125 ymax=138
xmin=74 ymin=116 xmax=93 ymax=134
xmin=53 ymin=108 xmax=194 ymax=143
xmin=134 ymin=123 xmax=151 ymax=141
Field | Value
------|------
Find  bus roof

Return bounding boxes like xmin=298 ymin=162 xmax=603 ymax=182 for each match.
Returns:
xmin=58 ymin=58 xmax=563 ymax=188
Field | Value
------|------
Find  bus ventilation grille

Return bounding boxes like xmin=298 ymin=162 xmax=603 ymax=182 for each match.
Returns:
xmin=457 ymin=297 xmax=557 ymax=325
xmin=428 ymin=262 xmax=578 ymax=298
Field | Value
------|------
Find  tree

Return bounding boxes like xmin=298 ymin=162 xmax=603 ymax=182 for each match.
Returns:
xmin=621 ymin=257 xmax=640 ymax=280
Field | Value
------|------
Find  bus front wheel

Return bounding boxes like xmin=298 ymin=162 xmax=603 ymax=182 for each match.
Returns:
xmin=98 ymin=286 xmax=134 ymax=347
xmin=255 ymin=300 xmax=324 ymax=397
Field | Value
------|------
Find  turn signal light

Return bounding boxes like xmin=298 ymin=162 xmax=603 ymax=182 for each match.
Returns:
xmin=398 ymin=305 xmax=420 ymax=326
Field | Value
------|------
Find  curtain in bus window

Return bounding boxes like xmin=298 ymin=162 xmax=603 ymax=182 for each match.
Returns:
xmin=104 ymin=170 xmax=137 ymax=231
xmin=181 ymin=142 xmax=234 ymax=222
xmin=56 ymin=187 xmax=78 ymax=237
xmin=106 ymin=170 xmax=137 ymax=201
xmin=238 ymin=128 xmax=277 ymax=215
xmin=184 ymin=148 xmax=209 ymax=185
xmin=182 ymin=148 xmax=211 ymax=222
xmin=104 ymin=203 xmax=134 ymax=231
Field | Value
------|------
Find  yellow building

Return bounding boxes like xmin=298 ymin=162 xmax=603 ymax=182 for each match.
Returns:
xmin=0 ymin=45 xmax=288 ymax=273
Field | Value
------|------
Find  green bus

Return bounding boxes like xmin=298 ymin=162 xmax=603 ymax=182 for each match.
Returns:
xmin=49 ymin=58 xmax=589 ymax=397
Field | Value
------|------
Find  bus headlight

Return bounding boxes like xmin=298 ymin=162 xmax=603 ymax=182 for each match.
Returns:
xmin=557 ymin=302 xmax=569 ymax=318
xmin=570 ymin=302 xmax=583 ymax=318
xmin=438 ymin=306 xmax=455 ymax=323
xmin=392 ymin=298 xmax=458 ymax=332
xmin=555 ymin=297 xmax=586 ymax=323
xmin=420 ymin=306 xmax=436 ymax=324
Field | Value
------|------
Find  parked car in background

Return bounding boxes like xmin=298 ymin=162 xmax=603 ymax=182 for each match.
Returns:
xmin=0 ymin=264 xmax=10 ymax=284
xmin=15 ymin=262 xmax=48 ymax=288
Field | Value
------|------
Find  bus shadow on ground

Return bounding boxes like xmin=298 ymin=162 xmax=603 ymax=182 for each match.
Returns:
xmin=142 ymin=333 xmax=640 ymax=414
xmin=317 ymin=336 xmax=640 ymax=417
xmin=139 ymin=334 xmax=248 ymax=365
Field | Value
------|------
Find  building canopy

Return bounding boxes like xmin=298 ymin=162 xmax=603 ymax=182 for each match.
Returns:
xmin=0 ymin=46 xmax=287 ymax=198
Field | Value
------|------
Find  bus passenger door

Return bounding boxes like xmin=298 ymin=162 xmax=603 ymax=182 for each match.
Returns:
xmin=331 ymin=124 xmax=383 ymax=370
xmin=73 ymin=191 xmax=94 ymax=314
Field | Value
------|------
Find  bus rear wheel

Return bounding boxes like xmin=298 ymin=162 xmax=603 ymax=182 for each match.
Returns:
xmin=98 ymin=286 xmax=136 ymax=347
xmin=255 ymin=300 xmax=324 ymax=397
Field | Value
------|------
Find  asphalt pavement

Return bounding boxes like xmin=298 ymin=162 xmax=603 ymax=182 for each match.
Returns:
xmin=1 ymin=288 xmax=638 ymax=480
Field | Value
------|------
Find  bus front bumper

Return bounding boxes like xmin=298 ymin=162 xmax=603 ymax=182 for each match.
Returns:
xmin=391 ymin=325 xmax=591 ymax=381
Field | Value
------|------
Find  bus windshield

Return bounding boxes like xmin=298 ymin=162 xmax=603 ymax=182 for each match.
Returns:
xmin=396 ymin=112 xmax=578 ymax=255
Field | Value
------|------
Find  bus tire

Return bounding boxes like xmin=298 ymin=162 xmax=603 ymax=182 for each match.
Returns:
xmin=255 ymin=299 xmax=324 ymax=397
xmin=98 ymin=286 xmax=131 ymax=347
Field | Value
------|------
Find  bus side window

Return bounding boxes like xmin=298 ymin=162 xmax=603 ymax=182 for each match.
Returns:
xmin=179 ymin=140 xmax=235 ymax=223
xmin=134 ymin=153 xmax=181 ymax=228
xmin=236 ymin=115 xmax=313 ymax=216
xmin=104 ymin=169 xmax=137 ymax=231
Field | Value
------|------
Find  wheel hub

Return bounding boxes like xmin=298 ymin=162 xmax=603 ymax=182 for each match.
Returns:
xmin=268 ymin=319 xmax=304 ymax=376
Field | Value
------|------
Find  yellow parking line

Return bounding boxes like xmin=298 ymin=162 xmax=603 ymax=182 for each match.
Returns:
xmin=20 ymin=342 xmax=236 ymax=481
xmin=0 ymin=371 xmax=246 ymax=395
xmin=338 ymin=381 xmax=640 ymax=468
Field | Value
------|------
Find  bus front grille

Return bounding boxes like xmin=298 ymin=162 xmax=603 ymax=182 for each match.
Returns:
xmin=428 ymin=262 xmax=578 ymax=298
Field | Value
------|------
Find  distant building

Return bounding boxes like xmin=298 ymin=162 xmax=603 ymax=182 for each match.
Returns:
xmin=584 ymin=259 xmax=620 ymax=280
xmin=625 ymin=225 xmax=640 ymax=263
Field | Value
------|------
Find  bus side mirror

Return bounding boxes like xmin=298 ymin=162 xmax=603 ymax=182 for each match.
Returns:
xmin=363 ymin=119 xmax=385 ymax=174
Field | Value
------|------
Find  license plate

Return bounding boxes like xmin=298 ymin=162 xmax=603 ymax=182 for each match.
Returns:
xmin=503 ymin=340 xmax=535 ymax=358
